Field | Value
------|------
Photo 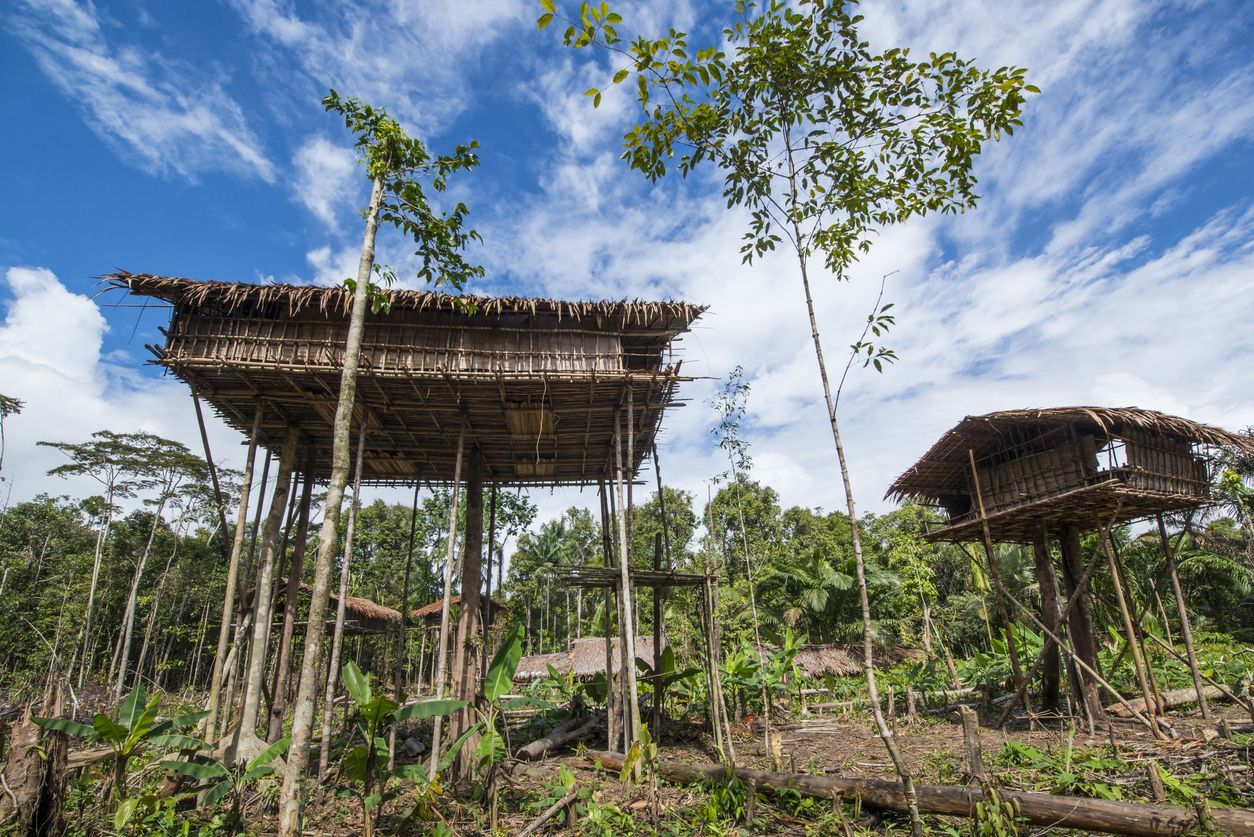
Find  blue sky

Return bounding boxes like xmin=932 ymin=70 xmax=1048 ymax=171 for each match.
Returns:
xmin=3 ymin=0 xmax=1253 ymax=523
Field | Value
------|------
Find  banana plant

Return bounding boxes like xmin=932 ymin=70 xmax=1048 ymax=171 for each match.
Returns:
xmin=34 ymin=683 xmax=207 ymax=800
xmin=157 ymin=737 xmax=290 ymax=834
xmin=339 ymin=660 xmax=467 ymax=837
xmin=637 ymin=645 xmax=702 ymax=728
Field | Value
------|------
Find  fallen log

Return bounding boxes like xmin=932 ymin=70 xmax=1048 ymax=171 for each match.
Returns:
xmin=1107 ymin=686 xmax=1224 ymax=718
xmin=516 ymin=786 xmax=579 ymax=836
xmin=516 ymin=716 xmax=598 ymax=762
xmin=587 ymin=751 xmax=1254 ymax=836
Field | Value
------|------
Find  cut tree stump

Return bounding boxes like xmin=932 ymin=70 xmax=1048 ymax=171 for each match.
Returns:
xmin=587 ymin=751 xmax=1254 ymax=836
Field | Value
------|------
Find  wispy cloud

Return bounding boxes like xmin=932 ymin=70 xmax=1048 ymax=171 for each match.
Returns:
xmin=226 ymin=0 xmax=528 ymax=135
xmin=10 ymin=0 xmax=275 ymax=182
xmin=292 ymin=136 xmax=358 ymax=227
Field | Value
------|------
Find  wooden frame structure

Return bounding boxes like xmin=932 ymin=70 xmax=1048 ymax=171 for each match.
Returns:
xmin=889 ymin=406 xmax=1254 ymax=729
xmin=114 ymin=271 xmax=704 ymax=764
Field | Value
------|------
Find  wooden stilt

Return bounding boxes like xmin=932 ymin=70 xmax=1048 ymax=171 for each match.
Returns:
xmin=267 ymin=462 xmax=315 ymax=741
xmin=388 ymin=482 xmax=422 ymax=770
xmin=451 ymin=458 xmax=485 ymax=782
xmin=206 ymin=403 xmax=263 ymax=741
xmin=192 ymin=391 xmax=230 ymax=559
xmin=428 ymin=430 xmax=466 ymax=779
xmin=317 ymin=425 xmax=367 ymax=780
xmin=1058 ymin=525 xmax=1105 ymax=722
xmin=966 ymin=451 xmax=1027 ymax=696
xmin=1157 ymin=514 xmax=1210 ymax=719
xmin=599 ymin=481 xmax=618 ymax=751
xmin=1103 ymin=536 xmax=1163 ymax=739
xmin=1030 ymin=528 xmax=1062 ymax=713
xmin=613 ymin=408 xmax=641 ymax=752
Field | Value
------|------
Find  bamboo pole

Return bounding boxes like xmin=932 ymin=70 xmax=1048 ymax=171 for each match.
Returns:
xmin=613 ymin=408 xmax=641 ymax=750
xmin=317 ymin=425 xmax=367 ymax=781
xmin=268 ymin=462 xmax=315 ymax=741
xmin=996 ymin=509 xmax=1121 ymax=727
xmin=966 ymin=450 xmax=1027 ymax=695
xmin=388 ymin=482 xmax=422 ymax=770
xmin=191 ymin=391 xmax=230 ymax=559
xmin=1157 ymin=514 xmax=1210 ymax=719
xmin=1103 ymin=537 xmax=1162 ymax=738
xmin=205 ymin=403 xmax=263 ymax=741
xmin=599 ymin=481 xmax=618 ymax=751
xmin=428 ymin=430 xmax=466 ymax=780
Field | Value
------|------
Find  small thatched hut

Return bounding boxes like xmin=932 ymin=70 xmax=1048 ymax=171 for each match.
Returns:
xmin=514 ymin=637 xmax=661 ymax=683
xmin=413 ymin=595 xmax=508 ymax=628
xmin=887 ymin=406 xmax=1253 ymax=542
xmin=272 ymin=579 xmax=402 ymax=636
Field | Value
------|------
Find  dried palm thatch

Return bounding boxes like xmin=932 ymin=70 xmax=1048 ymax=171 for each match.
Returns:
xmin=753 ymin=643 xmax=919 ymax=678
xmin=412 ymin=594 xmax=508 ymax=624
xmin=514 ymin=636 xmax=660 ymax=681
xmin=887 ymin=406 xmax=1254 ymax=542
xmin=273 ymin=578 xmax=401 ymax=635
xmin=109 ymin=272 xmax=704 ymax=486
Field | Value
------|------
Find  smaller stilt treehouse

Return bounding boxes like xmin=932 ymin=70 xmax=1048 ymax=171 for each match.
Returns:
xmin=888 ymin=406 xmax=1253 ymax=725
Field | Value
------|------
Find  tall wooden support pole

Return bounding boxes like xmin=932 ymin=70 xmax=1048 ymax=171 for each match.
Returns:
xmin=1103 ymin=537 xmax=1163 ymax=738
xmin=428 ymin=430 xmax=466 ymax=780
xmin=386 ymin=483 xmax=422 ymax=771
xmin=613 ymin=408 xmax=641 ymax=751
xmin=224 ymin=447 xmax=272 ymax=727
xmin=451 ymin=459 xmax=484 ymax=782
xmin=966 ymin=451 xmax=1027 ymax=696
xmin=1059 ymin=525 xmax=1105 ymax=722
xmin=652 ymin=444 xmax=672 ymax=740
xmin=232 ymin=426 xmax=298 ymax=757
xmin=268 ymin=462 xmax=315 ymax=741
xmin=192 ymin=391 xmax=230 ymax=558
xmin=599 ymin=481 xmax=618 ymax=751
xmin=1030 ymin=528 xmax=1062 ymax=713
xmin=318 ymin=426 xmax=367 ymax=780
xmin=206 ymin=404 xmax=263 ymax=741
xmin=1157 ymin=514 xmax=1210 ymax=719
xmin=481 ymin=484 xmax=498 ymax=681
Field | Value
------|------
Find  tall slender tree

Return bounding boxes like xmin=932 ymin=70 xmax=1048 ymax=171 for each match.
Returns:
xmin=277 ymin=92 xmax=482 ymax=836
xmin=542 ymin=2 xmax=1035 ymax=828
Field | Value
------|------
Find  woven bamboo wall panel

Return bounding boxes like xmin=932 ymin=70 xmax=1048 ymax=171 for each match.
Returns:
xmin=168 ymin=314 xmax=628 ymax=375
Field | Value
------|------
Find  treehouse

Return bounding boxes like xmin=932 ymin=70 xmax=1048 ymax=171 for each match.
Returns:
xmin=114 ymin=271 xmax=707 ymax=758
xmin=886 ymin=406 xmax=1249 ymax=543
xmin=888 ymin=405 xmax=1254 ymax=722
xmin=112 ymin=272 xmax=703 ymax=486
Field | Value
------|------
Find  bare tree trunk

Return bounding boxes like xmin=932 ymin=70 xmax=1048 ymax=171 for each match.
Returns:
xmin=206 ymin=405 xmax=263 ymax=739
xmin=78 ymin=490 xmax=113 ymax=687
xmin=480 ymin=485 xmax=497 ymax=682
xmin=277 ymin=171 xmax=384 ymax=837
xmin=268 ymin=467 xmax=315 ymax=741
xmin=1031 ymin=529 xmax=1062 ymax=712
xmin=229 ymin=427 xmax=297 ymax=762
xmin=783 ymin=168 xmax=923 ymax=831
xmin=613 ymin=409 xmax=642 ymax=751
xmin=428 ymin=431 xmax=466 ymax=780
xmin=1059 ymin=525 xmax=1105 ymax=722
xmin=317 ymin=427 xmax=366 ymax=781
xmin=451 ymin=459 xmax=484 ymax=782
xmin=389 ymin=483 xmax=422 ymax=768
xmin=114 ymin=485 xmax=174 ymax=696
xmin=135 ymin=523 xmax=184 ymax=687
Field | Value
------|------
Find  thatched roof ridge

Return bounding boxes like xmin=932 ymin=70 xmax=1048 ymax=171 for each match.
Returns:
xmin=274 ymin=578 xmax=401 ymax=626
xmin=887 ymin=405 xmax=1254 ymax=504
xmin=106 ymin=272 xmax=706 ymax=331
xmin=412 ymin=595 xmax=508 ymax=621
xmin=514 ymin=636 xmax=659 ymax=681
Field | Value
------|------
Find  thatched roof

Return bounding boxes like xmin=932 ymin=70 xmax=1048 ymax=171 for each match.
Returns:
xmin=514 ymin=636 xmax=661 ymax=681
xmin=757 ymin=643 xmax=921 ymax=679
xmin=108 ymin=273 xmax=705 ymax=334
xmin=887 ymin=406 xmax=1254 ymax=542
xmin=272 ymin=578 xmax=401 ymax=635
xmin=412 ymin=595 xmax=508 ymax=623
xmin=112 ymin=273 xmax=703 ymax=486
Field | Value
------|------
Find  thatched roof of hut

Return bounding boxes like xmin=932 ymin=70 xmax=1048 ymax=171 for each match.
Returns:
xmin=111 ymin=273 xmax=704 ymax=487
xmin=886 ymin=406 xmax=1254 ymax=542
xmin=757 ymin=643 xmax=922 ymax=679
xmin=412 ymin=595 xmax=508 ymax=624
xmin=514 ymin=636 xmax=661 ymax=681
xmin=272 ymin=578 xmax=401 ymax=635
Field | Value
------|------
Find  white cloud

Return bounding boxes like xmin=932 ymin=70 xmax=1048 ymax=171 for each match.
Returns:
xmin=0 ymin=267 xmax=245 ymax=505
xmin=292 ymin=136 xmax=359 ymax=227
xmin=227 ymin=0 xmax=528 ymax=135
xmin=10 ymin=0 xmax=275 ymax=182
